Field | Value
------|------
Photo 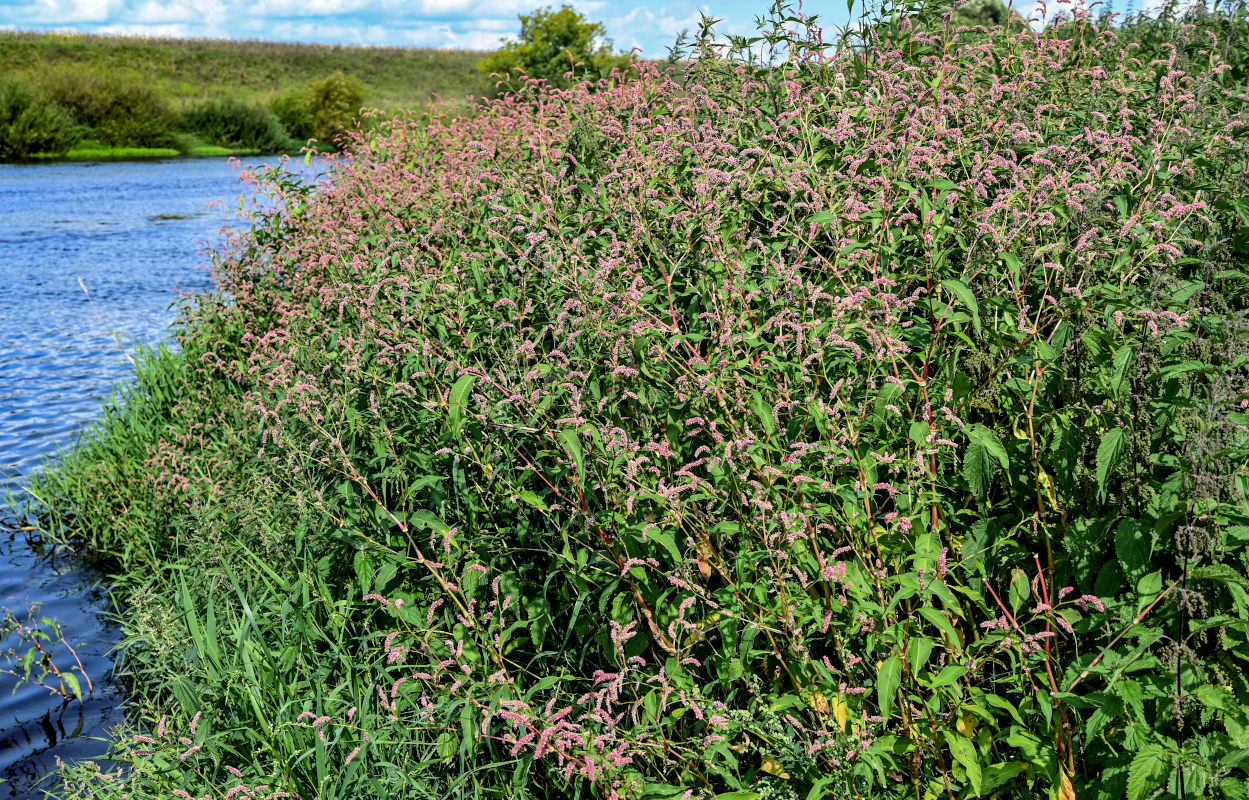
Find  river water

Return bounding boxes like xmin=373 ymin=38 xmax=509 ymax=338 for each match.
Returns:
xmin=0 ymin=158 xmax=278 ymax=798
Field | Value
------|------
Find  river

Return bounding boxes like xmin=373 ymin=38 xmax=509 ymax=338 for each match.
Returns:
xmin=0 ymin=157 xmax=291 ymax=799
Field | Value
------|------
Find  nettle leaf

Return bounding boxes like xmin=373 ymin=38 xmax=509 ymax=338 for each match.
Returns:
xmin=1115 ymin=519 xmax=1150 ymax=579
xmin=963 ymin=441 xmax=997 ymax=504
xmin=1127 ymin=744 xmax=1169 ymax=800
xmin=1096 ymin=428 xmax=1127 ymax=501
xmin=877 ymin=655 xmax=903 ymax=721
xmin=969 ymin=425 xmax=1009 ymax=470
xmin=1111 ymin=345 xmax=1135 ymax=398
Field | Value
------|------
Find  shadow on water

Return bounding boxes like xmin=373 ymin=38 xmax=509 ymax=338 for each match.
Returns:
xmin=0 ymin=157 xmax=315 ymax=798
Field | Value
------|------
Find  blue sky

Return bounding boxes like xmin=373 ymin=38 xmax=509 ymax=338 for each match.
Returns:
xmin=0 ymin=1 xmax=857 ymax=56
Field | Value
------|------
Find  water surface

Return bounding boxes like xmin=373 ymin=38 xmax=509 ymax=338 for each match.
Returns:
xmin=0 ymin=158 xmax=268 ymax=798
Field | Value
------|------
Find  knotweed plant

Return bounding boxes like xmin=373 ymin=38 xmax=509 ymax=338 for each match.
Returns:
xmin=1 ymin=603 xmax=92 ymax=701
xmin=35 ymin=2 xmax=1249 ymax=800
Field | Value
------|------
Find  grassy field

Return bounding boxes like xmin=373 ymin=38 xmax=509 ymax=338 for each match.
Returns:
xmin=0 ymin=31 xmax=494 ymax=111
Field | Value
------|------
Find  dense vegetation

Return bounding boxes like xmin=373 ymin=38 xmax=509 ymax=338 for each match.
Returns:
xmin=478 ymin=4 xmax=634 ymax=89
xmin=22 ymin=1 xmax=1249 ymax=799
xmin=0 ymin=33 xmax=492 ymax=159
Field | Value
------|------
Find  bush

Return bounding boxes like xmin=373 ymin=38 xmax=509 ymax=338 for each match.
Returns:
xmin=33 ymin=3 xmax=1249 ymax=800
xmin=182 ymin=97 xmax=291 ymax=152
xmin=269 ymin=90 xmax=314 ymax=143
xmin=0 ymin=76 xmax=79 ymax=159
xmin=306 ymin=70 xmax=364 ymax=147
xmin=39 ymin=67 xmax=184 ymax=150
xmin=478 ymin=4 xmax=632 ymax=89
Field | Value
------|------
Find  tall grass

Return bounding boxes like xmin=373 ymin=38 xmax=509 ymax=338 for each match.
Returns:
xmin=26 ymin=2 xmax=1249 ymax=799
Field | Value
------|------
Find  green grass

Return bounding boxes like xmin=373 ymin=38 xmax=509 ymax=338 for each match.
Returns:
xmin=33 ymin=143 xmax=307 ymax=161
xmin=188 ymin=144 xmax=236 ymax=157
xmin=58 ymin=146 xmax=181 ymax=160
xmin=0 ymin=31 xmax=495 ymax=112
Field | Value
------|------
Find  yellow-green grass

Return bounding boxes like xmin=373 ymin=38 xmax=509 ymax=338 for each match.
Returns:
xmin=35 ymin=144 xmax=249 ymax=160
xmin=0 ymin=30 xmax=495 ymax=112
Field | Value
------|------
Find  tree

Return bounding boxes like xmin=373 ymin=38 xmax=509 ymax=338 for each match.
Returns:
xmin=307 ymin=71 xmax=365 ymax=147
xmin=954 ymin=0 xmax=1011 ymax=26
xmin=0 ymin=76 xmax=80 ymax=160
xmin=478 ymin=5 xmax=631 ymax=89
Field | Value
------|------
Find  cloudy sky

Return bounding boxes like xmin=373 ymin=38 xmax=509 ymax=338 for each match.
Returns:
xmin=0 ymin=1 xmax=861 ymax=56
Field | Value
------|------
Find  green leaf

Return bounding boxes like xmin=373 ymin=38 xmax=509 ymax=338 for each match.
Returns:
xmin=944 ymin=730 xmax=983 ymax=796
xmin=646 ymin=529 xmax=682 ymax=563
xmin=518 ymin=490 xmax=548 ymax=512
xmin=1111 ymin=345 xmax=1135 ymax=397
xmin=930 ymin=664 xmax=968 ymax=687
xmin=412 ymin=510 xmax=452 ymax=535
xmin=963 ymin=442 xmax=996 ymax=504
xmin=559 ymin=428 xmax=584 ymax=484
xmin=941 ymin=278 xmax=980 ymax=333
xmin=715 ymin=793 xmax=762 ymax=800
xmin=1127 ymin=744 xmax=1168 ymax=800
xmin=1008 ymin=569 xmax=1030 ymax=616
xmin=750 ymin=391 xmax=776 ymax=436
xmin=982 ymin=762 xmax=1028 ymax=793
xmin=1222 ymin=777 xmax=1249 ymax=800
xmin=907 ymin=636 xmax=935 ymax=675
xmin=969 ymin=425 xmax=1009 ymax=469
xmin=1115 ymin=520 xmax=1150 ymax=578
xmin=1096 ymin=428 xmax=1126 ymax=501
xmin=63 ymin=672 xmax=82 ymax=700
xmin=447 ymin=374 xmax=477 ymax=437
xmin=877 ymin=656 xmax=903 ymax=721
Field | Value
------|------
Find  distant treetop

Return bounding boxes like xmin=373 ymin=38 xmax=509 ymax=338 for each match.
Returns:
xmin=477 ymin=5 xmax=632 ymax=90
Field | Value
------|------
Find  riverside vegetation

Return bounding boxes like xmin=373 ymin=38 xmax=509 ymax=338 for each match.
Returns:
xmin=17 ymin=1 xmax=1249 ymax=799
xmin=0 ymin=32 xmax=493 ymax=160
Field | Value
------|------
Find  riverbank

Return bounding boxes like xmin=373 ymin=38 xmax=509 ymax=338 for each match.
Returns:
xmin=24 ymin=6 xmax=1249 ymax=800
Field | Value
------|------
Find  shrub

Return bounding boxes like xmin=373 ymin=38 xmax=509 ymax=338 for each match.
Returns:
xmin=0 ymin=75 xmax=79 ymax=159
xmin=269 ymin=89 xmax=314 ymax=142
xmin=306 ymin=70 xmax=365 ymax=147
xmin=478 ymin=4 xmax=632 ymax=89
xmin=182 ymin=96 xmax=291 ymax=152
xmin=39 ymin=66 xmax=184 ymax=150
xmin=33 ymin=3 xmax=1249 ymax=800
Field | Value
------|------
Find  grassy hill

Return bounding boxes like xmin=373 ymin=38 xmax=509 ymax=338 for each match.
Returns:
xmin=0 ymin=31 xmax=498 ymax=160
xmin=0 ymin=31 xmax=494 ymax=111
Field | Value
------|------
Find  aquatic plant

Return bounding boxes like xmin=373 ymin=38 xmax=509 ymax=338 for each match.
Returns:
xmin=32 ymin=1 xmax=1249 ymax=799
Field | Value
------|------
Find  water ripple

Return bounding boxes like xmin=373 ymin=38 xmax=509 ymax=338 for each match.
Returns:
xmin=0 ymin=158 xmax=261 ymax=798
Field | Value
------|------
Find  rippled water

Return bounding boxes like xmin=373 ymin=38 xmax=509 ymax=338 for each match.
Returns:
xmin=0 ymin=158 xmax=269 ymax=798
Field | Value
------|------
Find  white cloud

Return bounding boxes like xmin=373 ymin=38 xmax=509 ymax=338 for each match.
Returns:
xmin=13 ymin=0 xmax=126 ymax=24
xmin=0 ymin=0 xmax=755 ymax=54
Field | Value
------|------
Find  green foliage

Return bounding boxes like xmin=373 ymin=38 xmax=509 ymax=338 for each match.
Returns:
xmin=182 ymin=96 xmax=291 ymax=152
xmin=0 ymin=30 xmax=491 ymax=113
xmin=953 ymin=0 xmax=1010 ymax=27
xmin=269 ymin=89 xmax=314 ymax=142
xmin=306 ymin=71 xmax=365 ymax=146
xmin=0 ymin=75 xmax=79 ymax=158
xmin=39 ymin=66 xmax=185 ymax=150
xmin=24 ymin=2 xmax=1249 ymax=800
xmin=478 ymin=4 xmax=631 ymax=89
